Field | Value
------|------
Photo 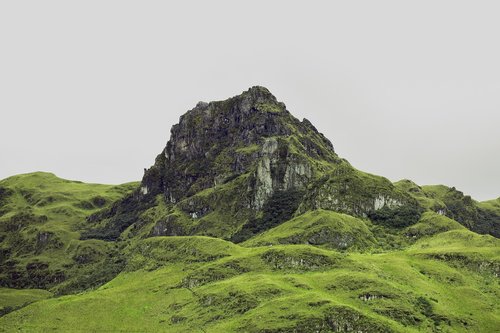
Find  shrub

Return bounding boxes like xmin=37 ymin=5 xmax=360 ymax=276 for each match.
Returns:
xmin=369 ymin=205 xmax=422 ymax=228
xmin=231 ymin=189 xmax=304 ymax=242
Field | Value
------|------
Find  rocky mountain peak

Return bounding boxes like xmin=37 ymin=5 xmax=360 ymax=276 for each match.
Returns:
xmin=82 ymin=88 xmax=499 ymax=243
xmin=189 ymin=86 xmax=282 ymax=119
xmin=140 ymin=87 xmax=337 ymax=205
xmin=77 ymin=87 xmax=338 ymax=241
xmin=167 ymin=86 xmax=288 ymax=159
xmin=237 ymin=85 xmax=281 ymax=108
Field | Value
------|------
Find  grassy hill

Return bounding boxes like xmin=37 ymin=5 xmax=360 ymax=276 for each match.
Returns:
xmin=0 ymin=226 xmax=498 ymax=332
xmin=0 ymin=172 xmax=137 ymax=298
xmin=479 ymin=197 xmax=500 ymax=214
xmin=242 ymin=210 xmax=377 ymax=251
xmin=395 ymin=180 xmax=499 ymax=237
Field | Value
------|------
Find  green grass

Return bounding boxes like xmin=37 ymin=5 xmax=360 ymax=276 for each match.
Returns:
xmin=394 ymin=180 xmax=446 ymax=211
xmin=0 ymin=288 xmax=52 ymax=316
xmin=1 ymin=230 xmax=498 ymax=332
xmin=243 ymin=209 xmax=377 ymax=251
xmin=478 ymin=197 xmax=500 ymax=215
xmin=0 ymin=172 xmax=137 ymax=293
xmin=235 ymin=144 xmax=261 ymax=154
xmin=405 ymin=212 xmax=464 ymax=238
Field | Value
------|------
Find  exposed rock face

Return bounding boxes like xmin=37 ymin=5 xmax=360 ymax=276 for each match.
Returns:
xmin=252 ymin=137 xmax=313 ymax=210
xmin=140 ymin=86 xmax=335 ymax=207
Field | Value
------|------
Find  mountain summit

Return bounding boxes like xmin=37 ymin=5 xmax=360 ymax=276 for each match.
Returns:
xmin=141 ymin=86 xmax=337 ymax=206
xmin=84 ymin=87 xmax=497 ymax=242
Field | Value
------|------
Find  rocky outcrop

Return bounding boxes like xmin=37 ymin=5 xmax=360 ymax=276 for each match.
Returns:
xmin=84 ymin=86 xmax=495 ymax=241
xmin=140 ymin=86 xmax=335 ymax=205
xmin=297 ymin=164 xmax=414 ymax=220
xmin=251 ymin=137 xmax=313 ymax=210
xmin=86 ymin=86 xmax=339 ymax=239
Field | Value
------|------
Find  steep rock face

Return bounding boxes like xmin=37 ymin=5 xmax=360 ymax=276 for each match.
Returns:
xmin=140 ymin=86 xmax=335 ymax=206
xmin=251 ymin=137 xmax=313 ymax=209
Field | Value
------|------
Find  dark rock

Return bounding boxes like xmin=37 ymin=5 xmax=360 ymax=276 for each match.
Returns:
xmin=141 ymin=86 xmax=332 ymax=204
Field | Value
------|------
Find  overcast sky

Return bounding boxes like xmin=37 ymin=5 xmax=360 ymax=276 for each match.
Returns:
xmin=1 ymin=1 xmax=499 ymax=201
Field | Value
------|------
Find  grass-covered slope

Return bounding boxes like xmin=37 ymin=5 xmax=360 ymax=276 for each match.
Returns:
xmin=243 ymin=209 xmax=377 ymax=251
xmin=0 ymin=172 xmax=137 ymax=296
xmin=479 ymin=197 xmax=500 ymax=215
xmin=0 ymin=287 xmax=52 ymax=317
xmin=395 ymin=180 xmax=499 ymax=237
xmin=1 ymin=228 xmax=498 ymax=332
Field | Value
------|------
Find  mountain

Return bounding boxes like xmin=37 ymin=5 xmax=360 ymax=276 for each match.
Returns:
xmin=82 ymin=86 xmax=498 ymax=242
xmin=0 ymin=87 xmax=499 ymax=332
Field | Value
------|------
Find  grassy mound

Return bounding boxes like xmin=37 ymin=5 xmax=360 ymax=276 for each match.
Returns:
xmin=405 ymin=212 xmax=465 ymax=238
xmin=0 ymin=287 xmax=52 ymax=317
xmin=395 ymin=181 xmax=500 ymax=237
xmin=1 ymin=231 xmax=498 ymax=332
xmin=243 ymin=210 xmax=376 ymax=251
xmin=0 ymin=172 xmax=137 ymax=294
xmin=479 ymin=197 xmax=500 ymax=215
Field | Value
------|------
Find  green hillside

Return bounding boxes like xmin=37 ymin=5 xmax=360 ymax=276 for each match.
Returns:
xmin=242 ymin=210 xmax=377 ymax=251
xmin=479 ymin=198 xmax=500 ymax=215
xmin=395 ymin=180 xmax=500 ymax=237
xmin=0 ymin=172 xmax=137 ymax=297
xmin=1 ymin=225 xmax=498 ymax=332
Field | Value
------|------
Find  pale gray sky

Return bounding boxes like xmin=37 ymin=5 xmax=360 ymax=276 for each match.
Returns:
xmin=1 ymin=1 xmax=499 ymax=201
